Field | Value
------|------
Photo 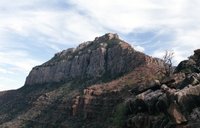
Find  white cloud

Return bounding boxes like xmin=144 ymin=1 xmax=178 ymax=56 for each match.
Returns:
xmin=135 ymin=46 xmax=145 ymax=52
xmin=131 ymin=43 xmax=145 ymax=52
xmin=0 ymin=68 xmax=14 ymax=74
xmin=66 ymin=0 xmax=200 ymax=67
xmin=0 ymin=49 xmax=42 ymax=90
xmin=0 ymin=76 xmax=24 ymax=91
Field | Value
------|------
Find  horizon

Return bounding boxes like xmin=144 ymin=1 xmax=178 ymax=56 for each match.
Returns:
xmin=0 ymin=0 xmax=200 ymax=91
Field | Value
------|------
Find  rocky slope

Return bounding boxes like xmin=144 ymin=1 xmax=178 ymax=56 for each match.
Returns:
xmin=126 ymin=49 xmax=200 ymax=128
xmin=1 ymin=33 xmax=199 ymax=128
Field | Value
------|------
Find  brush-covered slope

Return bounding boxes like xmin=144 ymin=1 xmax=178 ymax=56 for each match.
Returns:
xmin=0 ymin=33 xmax=164 ymax=128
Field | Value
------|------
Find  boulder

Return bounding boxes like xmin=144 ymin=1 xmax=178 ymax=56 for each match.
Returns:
xmin=167 ymin=102 xmax=187 ymax=124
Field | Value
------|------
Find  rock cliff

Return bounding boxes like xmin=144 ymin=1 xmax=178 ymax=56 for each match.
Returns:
xmin=25 ymin=33 xmax=161 ymax=86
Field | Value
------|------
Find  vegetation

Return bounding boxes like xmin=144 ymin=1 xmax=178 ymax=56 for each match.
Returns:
xmin=111 ymin=103 xmax=127 ymax=128
xmin=163 ymin=50 xmax=174 ymax=77
xmin=156 ymin=50 xmax=174 ymax=78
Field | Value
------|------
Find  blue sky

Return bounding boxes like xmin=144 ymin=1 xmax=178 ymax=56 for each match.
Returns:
xmin=0 ymin=0 xmax=200 ymax=91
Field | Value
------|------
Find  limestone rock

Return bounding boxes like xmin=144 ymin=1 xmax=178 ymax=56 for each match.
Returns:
xmin=25 ymin=33 xmax=160 ymax=86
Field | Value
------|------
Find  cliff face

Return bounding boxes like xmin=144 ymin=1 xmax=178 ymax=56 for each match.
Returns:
xmin=25 ymin=33 xmax=159 ymax=86
xmin=0 ymin=33 xmax=166 ymax=128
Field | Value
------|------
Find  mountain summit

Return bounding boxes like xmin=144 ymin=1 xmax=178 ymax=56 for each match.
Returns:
xmin=25 ymin=33 xmax=161 ymax=86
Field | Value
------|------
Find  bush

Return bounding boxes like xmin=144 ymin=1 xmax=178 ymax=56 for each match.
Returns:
xmin=111 ymin=103 xmax=127 ymax=128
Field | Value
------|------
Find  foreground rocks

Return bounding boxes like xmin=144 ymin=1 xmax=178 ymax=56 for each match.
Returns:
xmin=126 ymin=49 xmax=200 ymax=128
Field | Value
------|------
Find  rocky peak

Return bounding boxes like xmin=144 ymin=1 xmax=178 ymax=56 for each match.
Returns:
xmin=25 ymin=33 xmax=159 ymax=86
xmin=175 ymin=49 xmax=200 ymax=73
xmin=194 ymin=49 xmax=200 ymax=55
xmin=193 ymin=49 xmax=200 ymax=62
xmin=54 ymin=48 xmax=75 ymax=58
xmin=94 ymin=33 xmax=119 ymax=42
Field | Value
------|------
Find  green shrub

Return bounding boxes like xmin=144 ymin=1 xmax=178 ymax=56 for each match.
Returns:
xmin=111 ymin=103 xmax=127 ymax=128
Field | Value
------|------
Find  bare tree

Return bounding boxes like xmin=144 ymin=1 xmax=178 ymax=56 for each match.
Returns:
xmin=162 ymin=50 xmax=174 ymax=77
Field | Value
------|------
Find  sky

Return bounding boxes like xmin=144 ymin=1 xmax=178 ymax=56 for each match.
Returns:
xmin=0 ymin=0 xmax=200 ymax=91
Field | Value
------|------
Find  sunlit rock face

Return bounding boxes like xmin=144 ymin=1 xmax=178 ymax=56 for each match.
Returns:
xmin=25 ymin=33 xmax=160 ymax=86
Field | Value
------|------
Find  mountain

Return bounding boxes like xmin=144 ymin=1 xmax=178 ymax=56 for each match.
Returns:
xmin=0 ymin=33 xmax=199 ymax=128
xmin=25 ymin=33 xmax=160 ymax=86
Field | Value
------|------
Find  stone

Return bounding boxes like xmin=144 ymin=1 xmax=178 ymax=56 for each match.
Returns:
xmin=194 ymin=49 xmax=200 ymax=56
xmin=167 ymin=102 xmax=187 ymax=124
xmin=127 ymin=113 xmax=152 ymax=128
xmin=175 ymin=49 xmax=200 ymax=74
xmin=130 ymin=79 xmax=161 ymax=95
xmin=25 ymin=33 xmax=161 ymax=86
xmin=189 ymin=107 xmax=200 ymax=121
xmin=126 ymin=77 xmax=200 ymax=127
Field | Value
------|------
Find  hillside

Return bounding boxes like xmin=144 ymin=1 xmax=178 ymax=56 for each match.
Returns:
xmin=0 ymin=33 xmax=200 ymax=128
xmin=126 ymin=49 xmax=200 ymax=128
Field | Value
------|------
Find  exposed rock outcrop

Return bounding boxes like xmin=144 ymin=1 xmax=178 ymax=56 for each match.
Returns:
xmin=175 ymin=49 xmax=200 ymax=74
xmin=126 ymin=49 xmax=200 ymax=128
xmin=25 ymin=33 xmax=162 ymax=86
